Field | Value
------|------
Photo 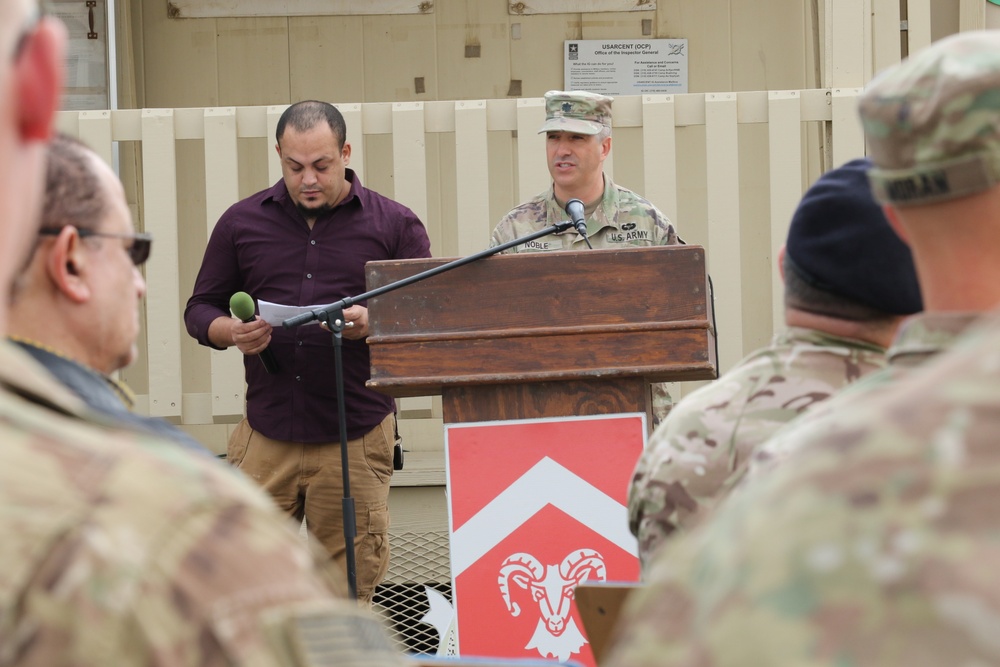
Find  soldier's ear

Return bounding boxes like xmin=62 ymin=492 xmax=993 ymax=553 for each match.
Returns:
xmin=882 ymin=205 xmax=910 ymax=245
xmin=777 ymin=244 xmax=786 ymax=281
xmin=45 ymin=227 xmax=91 ymax=304
xmin=14 ymin=17 xmax=66 ymax=142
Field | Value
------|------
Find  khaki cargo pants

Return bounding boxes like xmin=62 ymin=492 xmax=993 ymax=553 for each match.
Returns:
xmin=227 ymin=414 xmax=393 ymax=604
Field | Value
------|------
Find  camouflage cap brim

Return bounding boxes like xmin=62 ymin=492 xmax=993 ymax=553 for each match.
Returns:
xmin=537 ymin=116 xmax=606 ymax=135
xmin=868 ymin=152 xmax=1000 ymax=207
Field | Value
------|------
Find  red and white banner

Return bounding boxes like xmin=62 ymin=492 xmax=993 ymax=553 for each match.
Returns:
xmin=445 ymin=414 xmax=645 ymax=666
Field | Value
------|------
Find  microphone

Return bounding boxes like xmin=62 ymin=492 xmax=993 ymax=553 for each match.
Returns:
xmin=229 ymin=291 xmax=279 ymax=374
xmin=565 ymin=199 xmax=592 ymax=248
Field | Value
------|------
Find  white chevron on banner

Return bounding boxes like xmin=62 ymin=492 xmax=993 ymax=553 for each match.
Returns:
xmin=450 ymin=456 xmax=638 ymax=575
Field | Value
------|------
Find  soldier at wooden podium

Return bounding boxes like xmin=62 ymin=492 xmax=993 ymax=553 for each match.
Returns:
xmin=490 ymin=90 xmax=683 ymax=426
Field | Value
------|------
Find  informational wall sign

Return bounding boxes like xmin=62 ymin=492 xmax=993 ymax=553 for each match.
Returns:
xmin=564 ymin=39 xmax=688 ymax=96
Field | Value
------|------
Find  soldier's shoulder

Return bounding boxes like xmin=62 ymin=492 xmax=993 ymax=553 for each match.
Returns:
xmin=0 ymin=389 xmax=352 ymax=664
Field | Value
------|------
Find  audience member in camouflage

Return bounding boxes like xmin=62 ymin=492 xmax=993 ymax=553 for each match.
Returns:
xmin=605 ymin=29 xmax=1000 ymax=666
xmin=0 ymin=2 xmax=405 ymax=664
xmin=491 ymin=90 xmax=681 ymax=425
xmin=745 ymin=29 xmax=1000 ymax=482
xmin=750 ymin=311 xmax=979 ymax=475
xmin=629 ymin=329 xmax=886 ymax=562
xmin=605 ymin=307 xmax=1000 ymax=667
xmin=628 ymin=159 xmax=922 ymax=567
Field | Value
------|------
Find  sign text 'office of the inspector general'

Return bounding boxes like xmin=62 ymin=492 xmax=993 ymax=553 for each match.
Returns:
xmin=564 ymin=39 xmax=688 ymax=96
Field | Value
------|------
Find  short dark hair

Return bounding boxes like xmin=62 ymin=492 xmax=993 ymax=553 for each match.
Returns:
xmin=275 ymin=100 xmax=347 ymax=150
xmin=42 ymin=133 xmax=106 ymax=234
xmin=783 ymin=254 xmax=899 ymax=323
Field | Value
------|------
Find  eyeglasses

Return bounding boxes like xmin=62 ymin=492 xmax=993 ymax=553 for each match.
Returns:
xmin=38 ymin=227 xmax=154 ymax=266
xmin=11 ymin=4 xmax=43 ymax=64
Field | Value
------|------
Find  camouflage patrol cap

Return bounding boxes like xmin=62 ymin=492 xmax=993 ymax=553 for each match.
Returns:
xmin=537 ymin=90 xmax=613 ymax=135
xmin=785 ymin=158 xmax=923 ymax=315
xmin=859 ymin=30 xmax=1000 ymax=207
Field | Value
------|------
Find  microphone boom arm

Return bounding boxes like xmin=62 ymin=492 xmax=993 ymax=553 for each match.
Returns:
xmin=282 ymin=219 xmax=577 ymax=329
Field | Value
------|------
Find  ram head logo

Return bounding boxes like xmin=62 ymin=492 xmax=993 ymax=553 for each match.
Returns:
xmin=497 ymin=549 xmax=607 ymax=661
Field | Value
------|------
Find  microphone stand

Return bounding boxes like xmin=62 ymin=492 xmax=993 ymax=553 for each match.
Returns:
xmin=282 ymin=218 xmax=579 ymax=597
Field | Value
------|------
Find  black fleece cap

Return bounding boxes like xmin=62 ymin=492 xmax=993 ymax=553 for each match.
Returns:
xmin=784 ymin=158 xmax=923 ymax=316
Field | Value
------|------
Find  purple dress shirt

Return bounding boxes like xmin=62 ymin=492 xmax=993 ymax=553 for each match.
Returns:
xmin=184 ymin=170 xmax=432 ymax=442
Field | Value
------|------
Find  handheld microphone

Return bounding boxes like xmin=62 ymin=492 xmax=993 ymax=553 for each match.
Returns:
xmin=565 ymin=199 xmax=592 ymax=248
xmin=229 ymin=291 xmax=279 ymax=374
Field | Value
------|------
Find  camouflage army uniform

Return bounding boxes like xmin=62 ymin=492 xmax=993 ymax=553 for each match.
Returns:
xmin=627 ymin=326 xmax=887 ymax=567
xmin=490 ymin=177 xmax=679 ymax=254
xmin=0 ymin=341 xmax=404 ymax=666
xmin=603 ymin=307 xmax=1000 ymax=667
xmin=750 ymin=311 xmax=980 ymax=474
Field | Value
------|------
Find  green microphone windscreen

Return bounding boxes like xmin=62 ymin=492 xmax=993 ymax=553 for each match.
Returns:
xmin=229 ymin=291 xmax=256 ymax=321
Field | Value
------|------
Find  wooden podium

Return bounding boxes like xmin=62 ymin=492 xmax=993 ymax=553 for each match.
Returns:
xmin=365 ymin=245 xmax=715 ymax=664
xmin=365 ymin=245 xmax=717 ymax=425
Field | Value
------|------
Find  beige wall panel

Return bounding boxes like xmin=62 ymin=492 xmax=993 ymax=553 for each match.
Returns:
xmin=216 ymin=17 xmax=291 ymax=106
xmin=674 ymin=125 xmax=708 ymax=248
xmin=388 ymin=486 xmax=447 ymax=534
xmin=338 ymin=104 xmax=364 ymax=184
xmin=515 ymin=97 xmax=549 ymax=202
xmin=77 ymin=112 xmax=114 ymax=165
xmin=176 ymin=139 xmax=209 ymax=402
xmin=516 ymin=0 xmax=656 ymax=13
xmin=609 ymin=126 xmax=644 ymax=195
xmin=425 ymin=134 xmax=445 ymax=256
xmin=398 ymin=419 xmax=447 ymax=454
xmin=203 ymin=109 xmax=246 ymax=419
xmin=236 ymin=136 xmax=272 ymax=199
xmin=128 ymin=0 xmax=147 ymax=106
xmin=139 ymin=0 xmax=219 ymax=107
xmin=737 ymin=123 xmax=774 ymax=355
xmin=959 ymin=0 xmax=985 ymax=31
xmin=177 ymin=422 xmax=228 ymax=456
xmin=828 ymin=0 xmax=865 ymax=88
xmin=436 ymin=131 xmax=460 ymax=257
xmin=392 ymin=103 xmax=430 ymax=227
xmin=863 ymin=0 xmax=873 ymax=84
xmin=705 ymin=93 xmax=742 ymax=371
xmin=731 ymin=0 xmax=807 ymax=91
xmin=509 ymin=14 xmax=578 ymax=97
xmin=487 ymin=130 xmax=517 ymax=230
xmin=872 ymin=0 xmax=902 ymax=77
xmin=653 ymin=0 xmax=733 ymax=93
xmin=170 ymin=0 xmax=433 ymax=18
xmin=266 ymin=105 xmax=286 ymax=185
xmin=436 ymin=0 xmax=512 ymax=100
xmin=642 ymin=96 xmax=678 ymax=224
xmin=930 ymin=0 xmax=959 ymax=40
xmin=455 ymin=101 xmax=492 ymax=255
xmin=907 ymin=0 xmax=933 ymax=52
xmin=580 ymin=10 xmax=646 ymax=39
xmin=989 ymin=4 xmax=1000 ymax=28
xmin=831 ymin=88 xmax=864 ymax=167
xmin=362 ymin=134 xmax=396 ymax=203
xmin=141 ymin=110 xmax=183 ymax=418
xmin=288 ymin=16 xmax=366 ymax=104
xmin=767 ymin=91 xmax=803 ymax=335
xmin=362 ymin=14 xmax=438 ymax=103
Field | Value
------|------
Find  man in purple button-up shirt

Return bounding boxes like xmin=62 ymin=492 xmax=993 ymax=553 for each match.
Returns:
xmin=185 ymin=100 xmax=431 ymax=604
